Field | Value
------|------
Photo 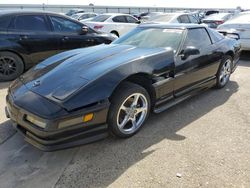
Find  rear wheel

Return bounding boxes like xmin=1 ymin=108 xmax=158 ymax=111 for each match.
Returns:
xmin=110 ymin=31 xmax=119 ymax=37
xmin=216 ymin=56 xmax=232 ymax=88
xmin=0 ymin=52 xmax=24 ymax=81
xmin=108 ymin=82 xmax=151 ymax=138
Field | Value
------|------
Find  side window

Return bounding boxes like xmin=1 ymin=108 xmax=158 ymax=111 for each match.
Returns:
xmin=112 ymin=16 xmax=127 ymax=23
xmin=179 ymin=15 xmax=190 ymax=23
xmin=0 ymin=16 xmax=12 ymax=29
xmin=50 ymin=16 xmax=82 ymax=33
xmin=188 ymin=15 xmax=199 ymax=24
xmin=184 ymin=28 xmax=212 ymax=49
xmin=13 ymin=15 xmax=48 ymax=31
xmin=126 ymin=16 xmax=138 ymax=23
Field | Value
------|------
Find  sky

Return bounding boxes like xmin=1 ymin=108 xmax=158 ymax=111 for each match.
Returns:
xmin=1 ymin=0 xmax=250 ymax=9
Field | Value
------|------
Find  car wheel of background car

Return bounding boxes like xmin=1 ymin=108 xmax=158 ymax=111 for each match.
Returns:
xmin=216 ymin=55 xmax=232 ymax=88
xmin=110 ymin=31 xmax=119 ymax=37
xmin=108 ymin=82 xmax=151 ymax=138
xmin=0 ymin=52 xmax=24 ymax=81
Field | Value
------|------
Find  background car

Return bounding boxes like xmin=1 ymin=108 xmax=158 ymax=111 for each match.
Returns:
xmin=137 ymin=12 xmax=164 ymax=21
xmin=6 ymin=24 xmax=240 ymax=151
xmin=147 ymin=12 xmax=201 ymax=24
xmin=218 ymin=12 xmax=250 ymax=51
xmin=202 ymin=13 xmax=233 ymax=28
xmin=65 ymin=9 xmax=85 ymax=17
xmin=83 ymin=13 xmax=140 ymax=37
xmin=0 ymin=10 xmax=117 ymax=81
xmin=205 ymin=10 xmax=219 ymax=16
xmin=71 ymin=12 xmax=98 ymax=21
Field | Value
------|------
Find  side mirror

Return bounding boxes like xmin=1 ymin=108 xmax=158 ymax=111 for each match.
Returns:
xmin=136 ymin=20 xmax=141 ymax=24
xmin=80 ymin=26 xmax=88 ymax=35
xmin=180 ymin=46 xmax=200 ymax=60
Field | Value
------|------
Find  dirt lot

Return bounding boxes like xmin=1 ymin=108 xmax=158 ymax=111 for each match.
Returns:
xmin=0 ymin=54 xmax=250 ymax=188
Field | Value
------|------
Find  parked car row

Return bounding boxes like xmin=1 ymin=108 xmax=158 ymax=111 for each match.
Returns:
xmin=0 ymin=9 xmax=248 ymax=81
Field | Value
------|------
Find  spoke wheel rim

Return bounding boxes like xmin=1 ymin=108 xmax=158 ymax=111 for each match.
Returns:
xmin=219 ymin=59 xmax=231 ymax=86
xmin=117 ymin=93 xmax=148 ymax=134
xmin=0 ymin=56 xmax=17 ymax=76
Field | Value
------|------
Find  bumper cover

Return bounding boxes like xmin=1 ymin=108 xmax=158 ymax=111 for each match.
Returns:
xmin=6 ymin=94 xmax=110 ymax=151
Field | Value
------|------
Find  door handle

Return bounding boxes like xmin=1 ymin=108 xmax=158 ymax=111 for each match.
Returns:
xmin=62 ymin=36 xmax=69 ymax=41
xmin=19 ymin=35 xmax=28 ymax=41
xmin=87 ymin=39 xmax=95 ymax=42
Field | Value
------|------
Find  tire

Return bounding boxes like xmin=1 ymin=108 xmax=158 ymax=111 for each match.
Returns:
xmin=108 ymin=82 xmax=151 ymax=138
xmin=110 ymin=31 xmax=119 ymax=37
xmin=216 ymin=55 xmax=232 ymax=89
xmin=0 ymin=52 xmax=24 ymax=81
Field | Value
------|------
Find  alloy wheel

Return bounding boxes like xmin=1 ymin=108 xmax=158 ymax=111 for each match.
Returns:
xmin=0 ymin=56 xmax=17 ymax=77
xmin=116 ymin=93 xmax=148 ymax=135
xmin=219 ymin=59 xmax=231 ymax=86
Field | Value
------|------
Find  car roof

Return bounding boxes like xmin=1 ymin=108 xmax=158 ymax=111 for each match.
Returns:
xmin=139 ymin=23 xmax=205 ymax=30
xmin=100 ymin=13 xmax=132 ymax=16
xmin=0 ymin=9 xmax=62 ymax=16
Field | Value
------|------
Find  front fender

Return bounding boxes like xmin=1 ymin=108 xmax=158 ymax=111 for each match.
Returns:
xmin=63 ymin=49 xmax=175 ymax=111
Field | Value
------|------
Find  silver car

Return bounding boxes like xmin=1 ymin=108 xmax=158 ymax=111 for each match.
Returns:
xmin=218 ymin=12 xmax=250 ymax=51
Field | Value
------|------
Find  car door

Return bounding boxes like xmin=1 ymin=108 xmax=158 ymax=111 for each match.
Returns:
xmin=111 ymin=16 xmax=128 ymax=36
xmin=125 ymin=15 xmax=140 ymax=31
xmin=48 ymin=15 xmax=97 ymax=51
xmin=174 ymin=28 xmax=218 ymax=97
xmin=8 ymin=14 xmax=60 ymax=64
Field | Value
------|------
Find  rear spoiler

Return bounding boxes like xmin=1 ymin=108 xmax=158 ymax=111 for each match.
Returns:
xmin=217 ymin=29 xmax=240 ymax=40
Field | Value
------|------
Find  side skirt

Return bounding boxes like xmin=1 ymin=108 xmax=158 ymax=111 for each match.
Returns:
xmin=153 ymin=77 xmax=216 ymax=114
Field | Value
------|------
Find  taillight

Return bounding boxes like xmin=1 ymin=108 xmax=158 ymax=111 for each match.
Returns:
xmin=215 ymin=21 xmax=224 ymax=25
xmin=94 ymin=25 xmax=104 ymax=29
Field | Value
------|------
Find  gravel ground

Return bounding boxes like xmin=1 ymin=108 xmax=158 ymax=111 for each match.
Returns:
xmin=0 ymin=54 xmax=249 ymax=188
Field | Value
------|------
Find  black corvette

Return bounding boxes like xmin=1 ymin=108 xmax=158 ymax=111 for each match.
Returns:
xmin=5 ymin=24 xmax=241 ymax=151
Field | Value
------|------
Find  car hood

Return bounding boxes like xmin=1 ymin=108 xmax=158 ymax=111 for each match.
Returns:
xmin=20 ymin=44 xmax=169 ymax=101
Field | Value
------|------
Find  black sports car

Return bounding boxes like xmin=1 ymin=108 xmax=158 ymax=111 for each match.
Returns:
xmin=5 ymin=24 xmax=241 ymax=151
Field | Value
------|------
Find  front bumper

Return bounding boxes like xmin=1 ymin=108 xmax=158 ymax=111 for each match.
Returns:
xmin=5 ymin=94 xmax=110 ymax=151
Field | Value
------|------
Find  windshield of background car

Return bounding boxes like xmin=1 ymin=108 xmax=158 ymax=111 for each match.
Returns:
xmin=149 ymin=14 xmax=175 ymax=22
xmin=91 ymin=15 xmax=111 ymax=22
xmin=113 ymin=28 xmax=184 ymax=52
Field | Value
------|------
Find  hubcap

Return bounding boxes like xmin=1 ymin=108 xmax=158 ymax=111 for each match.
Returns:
xmin=0 ymin=56 xmax=17 ymax=76
xmin=117 ymin=93 xmax=148 ymax=134
xmin=219 ymin=59 xmax=231 ymax=86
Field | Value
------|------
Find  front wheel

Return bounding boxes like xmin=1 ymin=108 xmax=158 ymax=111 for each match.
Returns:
xmin=216 ymin=56 xmax=232 ymax=88
xmin=108 ymin=82 xmax=151 ymax=138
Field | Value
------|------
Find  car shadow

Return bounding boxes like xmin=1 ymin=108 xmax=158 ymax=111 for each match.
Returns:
xmin=56 ymin=80 xmax=239 ymax=187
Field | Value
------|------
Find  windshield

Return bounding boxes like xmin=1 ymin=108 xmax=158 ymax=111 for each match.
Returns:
xmin=149 ymin=14 xmax=175 ymax=22
xmin=113 ymin=27 xmax=184 ymax=52
xmin=91 ymin=15 xmax=111 ymax=22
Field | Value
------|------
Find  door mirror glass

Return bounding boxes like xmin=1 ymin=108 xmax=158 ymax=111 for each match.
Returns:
xmin=81 ymin=26 xmax=88 ymax=35
xmin=180 ymin=46 xmax=200 ymax=60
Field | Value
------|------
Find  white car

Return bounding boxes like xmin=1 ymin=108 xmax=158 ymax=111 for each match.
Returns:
xmin=83 ymin=13 xmax=140 ymax=37
xmin=218 ymin=12 xmax=250 ymax=51
xmin=71 ymin=12 xmax=98 ymax=21
xmin=147 ymin=12 xmax=200 ymax=24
